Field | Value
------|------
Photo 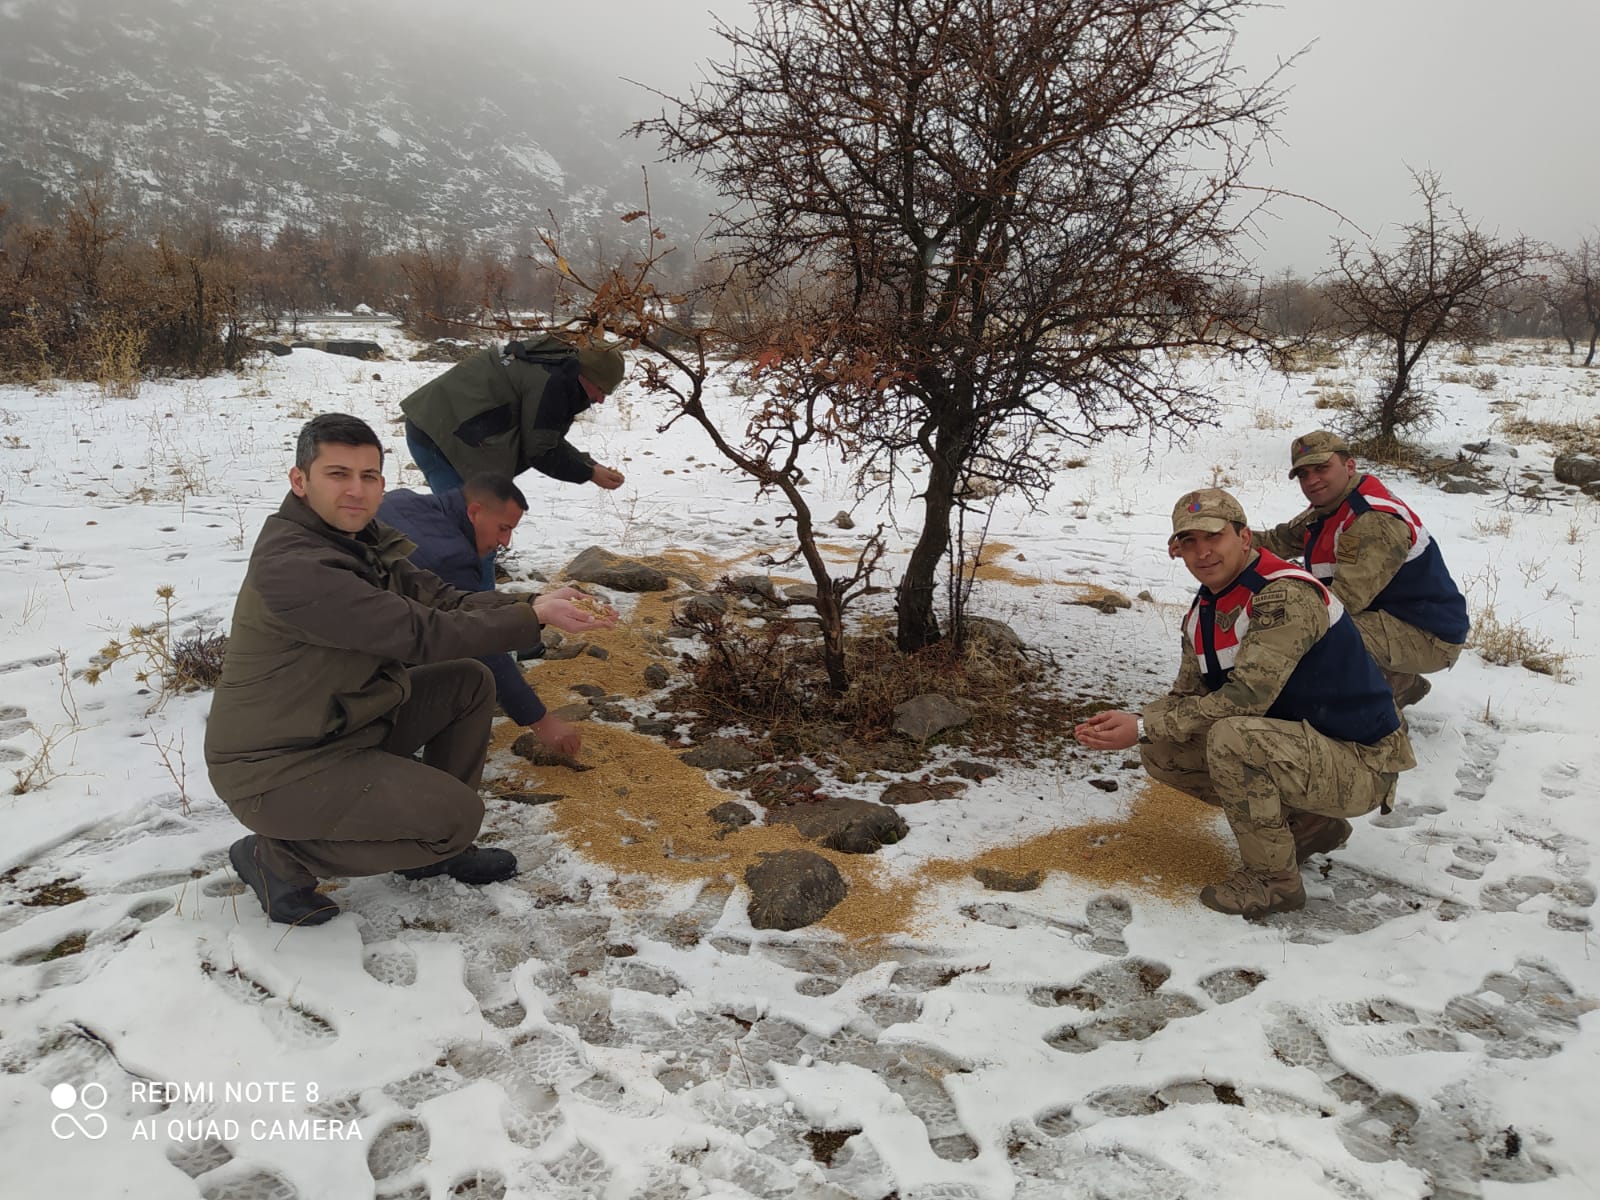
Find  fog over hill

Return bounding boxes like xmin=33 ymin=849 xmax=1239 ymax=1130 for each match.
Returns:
xmin=0 ymin=0 xmax=713 ymax=247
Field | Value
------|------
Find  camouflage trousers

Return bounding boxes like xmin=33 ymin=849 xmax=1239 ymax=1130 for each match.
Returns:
xmin=1141 ymin=717 xmax=1399 ymax=872
xmin=1352 ymin=608 xmax=1463 ymax=676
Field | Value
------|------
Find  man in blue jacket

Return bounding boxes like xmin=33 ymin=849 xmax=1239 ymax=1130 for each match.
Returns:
xmin=378 ymin=474 xmax=595 ymax=757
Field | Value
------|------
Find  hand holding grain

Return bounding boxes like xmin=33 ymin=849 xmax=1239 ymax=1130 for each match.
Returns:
xmin=534 ymin=594 xmax=619 ymax=634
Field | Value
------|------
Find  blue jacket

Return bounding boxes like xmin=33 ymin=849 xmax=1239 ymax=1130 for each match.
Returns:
xmin=1189 ymin=552 xmax=1401 ymax=746
xmin=376 ymin=488 xmax=545 ymax=725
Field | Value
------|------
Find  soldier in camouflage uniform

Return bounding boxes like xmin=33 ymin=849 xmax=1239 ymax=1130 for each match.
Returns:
xmin=1075 ymin=488 xmax=1415 ymax=918
xmin=1254 ymin=430 xmax=1468 ymax=708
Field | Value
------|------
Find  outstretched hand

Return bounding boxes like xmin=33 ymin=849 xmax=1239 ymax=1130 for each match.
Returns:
xmin=533 ymin=595 xmax=619 ymax=634
xmin=1073 ymin=710 xmax=1140 ymax=751
xmin=529 ymin=712 xmax=582 ymax=758
xmin=591 ymin=465 xmax=626 ymax=490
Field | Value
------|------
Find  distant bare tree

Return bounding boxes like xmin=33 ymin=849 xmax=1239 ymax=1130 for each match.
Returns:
xmin=1556 ymin=238 xmax=1600 ymax=367
xmin=391 ymin=238 xmax=472 ymax=340
xmin=637 ymin=0 xmax=1280 ymax=651
xmin=1322 ymin=170 xmax=1536 ymax=442
xmin=1259 ymin=269 xmax=1330 ymax=340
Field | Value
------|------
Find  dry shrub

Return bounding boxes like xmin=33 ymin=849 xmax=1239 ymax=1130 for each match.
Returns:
xmin=1469 ymin=606 xmax=1567 ymax=679
xmin=1349 ymin=435 xmax=1436 ymax=474
xmin=1499 ymin=413 xmax=1600 ymax=458
xmin=1313 ymin=387 xmax=1358 ymax=411
xmin=87 ymin=321 xmax=146 ymax=397
xmin=673 ymin=608 xmax=1091 ymax=761
xmin=1273 ymin=341 xmax=1342 ymax=375
xmin=84 ymin=586 xmax=227 ymax=710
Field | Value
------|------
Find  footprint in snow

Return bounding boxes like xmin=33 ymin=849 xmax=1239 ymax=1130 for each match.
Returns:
xmin=199 ymin=957 xmax=335 ymax=1047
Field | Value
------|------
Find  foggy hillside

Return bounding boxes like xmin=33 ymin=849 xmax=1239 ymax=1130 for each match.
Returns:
xmin=0 ymin=0 xmax=712 ymax=245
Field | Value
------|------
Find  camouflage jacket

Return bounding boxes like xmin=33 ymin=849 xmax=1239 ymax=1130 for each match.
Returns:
xmin=1143 ymin=572 xmax=1415 ymax=771
xmin=1255 ymin=476 xmax=1414 ymax=615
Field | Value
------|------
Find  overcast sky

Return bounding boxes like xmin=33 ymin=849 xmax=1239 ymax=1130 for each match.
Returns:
xmin=562 ymin=0 xmax=1595 ymax=275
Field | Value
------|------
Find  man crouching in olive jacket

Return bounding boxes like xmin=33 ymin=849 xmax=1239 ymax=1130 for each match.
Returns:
xmin=205 ymin=413 xmax=614 ymax=927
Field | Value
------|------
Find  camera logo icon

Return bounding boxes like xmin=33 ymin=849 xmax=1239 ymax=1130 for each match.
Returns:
xmin=50 ymin=1082 xmax=109 ymax=1140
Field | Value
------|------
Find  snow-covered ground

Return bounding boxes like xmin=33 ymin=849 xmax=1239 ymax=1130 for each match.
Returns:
xmin=0 ymin=331 xmax=1596 ymax=1200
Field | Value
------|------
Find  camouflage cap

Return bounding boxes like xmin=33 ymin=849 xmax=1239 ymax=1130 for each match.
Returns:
xmin=576 ymin=342 xmax=627 ymax=396
xmin=1170 ymin=488 xmax=1248 ymax=541
xmin=1288 ymin=429 xmax=1352 ymax=477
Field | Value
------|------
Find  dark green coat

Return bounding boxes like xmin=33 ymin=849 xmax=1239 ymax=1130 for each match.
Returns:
xmin=399 ymin=341 xmax=598 ymax=483
xmin=203 ymin=491 xmax=542 ymax=800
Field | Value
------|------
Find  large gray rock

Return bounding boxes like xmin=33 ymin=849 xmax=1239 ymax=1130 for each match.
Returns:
xmin=767 ymin=797 xmax=908 ymax=854
xmin=728 ymin=575 xmax=780 ymax=604
xmin=680 ymin=738 xmax=760 ymax=771
xmin=892 ymin=693 xmax=973 ymax=740
xmin=290 ymin=338 xmax=385 ymax=360
xmin=707 ymin=801 xmax=756 ymax=835
xmin=679 ymin=593 xmax=728 ymax=622
xmin=1554 ymin=454 xmax=1600 ymax=487
xmin=563 ymin=546 xmax=670 ymax=592
xmin=963 ymin=616 xmax=1027 ymax=648
xmin=745 ymin=850 xmax=848 ymax=930
xmin=1440 ymin=478 xmax=1494 ymax=495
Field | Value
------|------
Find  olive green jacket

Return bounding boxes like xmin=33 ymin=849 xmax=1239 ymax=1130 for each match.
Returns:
xmin=203 ymin=492 xmax=541 ymax=799
xmin=399 ymin=344 xmax=597 ymax=483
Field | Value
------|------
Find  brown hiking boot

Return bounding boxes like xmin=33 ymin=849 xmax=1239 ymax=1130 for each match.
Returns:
xmin=1288 ymin=812 xmax=1352 ymax=863
xmin=1199 ymin=866 xmax=1305 ymax=918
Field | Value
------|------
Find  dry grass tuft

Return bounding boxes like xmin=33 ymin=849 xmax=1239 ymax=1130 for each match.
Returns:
xmin=1469 ymin=606 xmax=1568 ymax=679
xmin=1498 ymin=413 xmax=1600 ymax=458
xmin=1313 ymin=387 xmax=1358 ymax=411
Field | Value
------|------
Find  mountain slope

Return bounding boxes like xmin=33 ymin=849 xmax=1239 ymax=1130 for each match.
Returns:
xmin=0 ymin=0 xmax=709 ymax=243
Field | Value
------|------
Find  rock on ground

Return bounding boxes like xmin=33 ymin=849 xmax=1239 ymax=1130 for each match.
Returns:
xmin=892 ymin=694 xmax=973 ymax=740
xmin=766 ymin=797 xmax=908 ymax=854
xmin=744 ymin=850 xmax=848 ymax=930
xmin=563 ymin=546 xmax=670 ymax=592
xmin=680 ymin=738 xmax=760 ymax=771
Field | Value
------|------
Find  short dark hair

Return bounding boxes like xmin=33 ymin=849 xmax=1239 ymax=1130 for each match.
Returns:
xmin=295 ymin=413 xmax=384 ymax=473
xmin=462 ymin=472 xmax=528 ymax=511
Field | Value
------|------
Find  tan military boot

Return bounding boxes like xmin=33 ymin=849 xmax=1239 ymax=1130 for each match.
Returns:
xmin=1388 ymin=673 xmax=1432 ymax=710
xmin=1199 ymin=866 xmax=1305 ymax=918
xmin=1287 ymin=812 xmax=1352 ymax=863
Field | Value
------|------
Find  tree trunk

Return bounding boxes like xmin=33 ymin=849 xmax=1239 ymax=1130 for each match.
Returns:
xmin=814 ymin=586 xmax=848 ymax=694
xmin=896 ymin=448 xmax=961 ymax=652
xmin=1379 ymin=375 xmax=1406 ymax=441
xmin=1586 ymin=325 xmax=1598 ymax=368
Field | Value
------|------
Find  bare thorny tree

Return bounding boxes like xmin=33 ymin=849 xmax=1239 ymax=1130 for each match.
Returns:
xmin=636 ymin=0 xmax=1281 ymax=651
xmin=1322 ymin=169 xmax=1538 ymax=444
xmin=531 ymin=202 xmax=887 ymax=695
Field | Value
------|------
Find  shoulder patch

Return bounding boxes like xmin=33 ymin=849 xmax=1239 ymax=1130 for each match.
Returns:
xmin=1335 ymin=531 xmax=1361 ymax=563
xmin=1250 ymin=598 xmax=1287 ymax=630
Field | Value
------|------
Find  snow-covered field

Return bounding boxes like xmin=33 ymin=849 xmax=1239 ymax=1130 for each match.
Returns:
xmin=0 ymin=330 xmax=1596 ymax=1200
